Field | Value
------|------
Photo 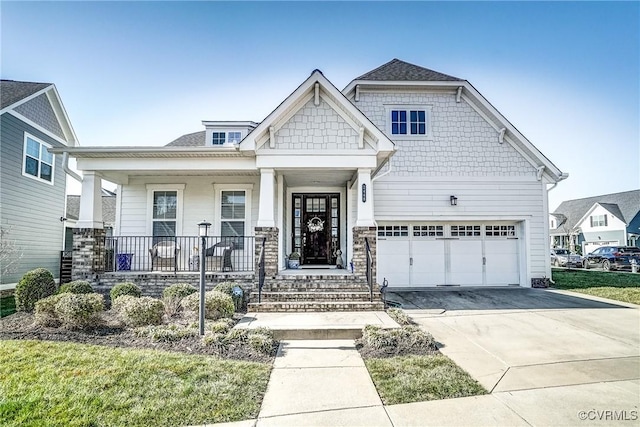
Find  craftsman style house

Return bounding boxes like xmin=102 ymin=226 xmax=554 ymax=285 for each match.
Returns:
xmin=0 ymin=80 xmax=79 ymax=289
xmin=57 ymin=59 xmax=566 ymax=303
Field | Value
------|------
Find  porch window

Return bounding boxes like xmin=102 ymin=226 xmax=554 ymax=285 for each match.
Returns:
xmin=23 ymin=134 xmax=54 ymax=184
xmin=152 ymin=191 xmax=177 ymax=243
xmin=221 ymin=190 xmax=245 ymax=249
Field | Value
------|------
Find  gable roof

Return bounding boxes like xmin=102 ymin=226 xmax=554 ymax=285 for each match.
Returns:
xmin=0 ymin=79 xmax=52 ymax=110
xmin=166 ymin=130 xmax=206 ymax=147
xmin=552 ymin=190 xmax=640 ymax=231
xmin=344 ymin=58 xmax=566 ymax=183
xmin=355 ymin=59 xmax=462 ymax=82
xmin=240 ymin=69 xmax=395 ymax=157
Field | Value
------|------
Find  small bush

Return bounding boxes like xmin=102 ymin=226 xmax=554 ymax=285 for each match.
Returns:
xmin=212 ymin=282 xmax=243 ymax=310
xmin=110 ymin=282 xmax=141 ymax=301
xmin=387 ymin=308 xmax=412 ymax=325
xmin=115 ymin=296 xmax=164 ymax=327
xmin=209 ymin=318 xmax=236 ymax=334
xmin=34 ymin=294 xmax=65 ymax=327
xmin=183 ymin=290 xmax=234 ymax=320
xmin=163 ymin=283 xmax=198 ymax=299
xmin=134 ymin=324 xmax=198 ymax=342
xmin=54 ymin=293 xmax=104 ymax=329
xmin=359 ymin=325 xmax=437 ymax=357
xmin=162 ymin=283 xmax=198 ymax=317
xmin=15 ymin=268 xmax=57 ymax=312
xmin=201 ymin=326 xmax=276 ymax=356
xmin=58 ymin=280 xmax=94 ymax=295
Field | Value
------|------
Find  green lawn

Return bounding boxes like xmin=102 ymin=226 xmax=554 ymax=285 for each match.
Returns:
xmin=552 ymin=269 xmax=640 ymax=305
xmin=0 ymin=340 xmax=271 ymax=427
xmin=364 ymin=355 xmax=487 ymax=405
xmin=0 ymin=295 xmax=16 ymax=318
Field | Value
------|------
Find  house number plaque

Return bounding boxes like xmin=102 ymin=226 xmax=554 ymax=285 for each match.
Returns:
xmin=362 ymin=184 xmax=366 ymax=202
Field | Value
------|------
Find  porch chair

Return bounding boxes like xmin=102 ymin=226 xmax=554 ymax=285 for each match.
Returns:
xmin=149 ymin=240 xmax=181 ymax=271
xmin=204 ymin=241 xmax=235 ymax=272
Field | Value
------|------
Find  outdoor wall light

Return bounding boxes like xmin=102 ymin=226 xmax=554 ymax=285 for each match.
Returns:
xmin=450 ymin=195 xmax=458 ymax=206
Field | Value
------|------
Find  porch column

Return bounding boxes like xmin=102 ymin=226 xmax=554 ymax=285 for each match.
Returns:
xmin=76 ymin=171 xmax=103 ymax=229
xmin=356 ymin=168 xmax=375 ymax=227
xmin=257 ymin=168 xmax=275 ymax=227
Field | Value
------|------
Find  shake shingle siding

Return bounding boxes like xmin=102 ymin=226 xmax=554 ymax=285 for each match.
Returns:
xmin=14 ymin=94 xmax=65 ymax=139
xmin=1 ymin=112 xmax=67 ymax=284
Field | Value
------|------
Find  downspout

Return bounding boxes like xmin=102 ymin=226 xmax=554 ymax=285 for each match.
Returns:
xmin=63 ymin=152 xmax=82 ymax=182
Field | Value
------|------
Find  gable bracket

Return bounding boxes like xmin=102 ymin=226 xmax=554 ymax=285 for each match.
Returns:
xmin=359 ymin=127 xmax=365 ymax=149
xmin=314 ymin=83 xmax=320 ymax=106
xmin=536 ymin=166 xmax=545 ymax=181
xmin=456 ymin=86 xmax=463 ymax=103
xmin=498 ymin=128 xmax=506 ymax=144
xmin=269 ymin=126 xmax=275 ymax=148
xmin=355 ymin=85 xmax=360 ymax=102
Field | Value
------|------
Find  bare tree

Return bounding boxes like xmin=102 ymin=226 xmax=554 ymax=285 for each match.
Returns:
xmin=0 ymin=227 xmax=23 ymax=280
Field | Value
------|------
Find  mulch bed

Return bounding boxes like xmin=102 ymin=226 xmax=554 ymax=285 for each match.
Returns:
xmin=0 ymin=311 xmax=276 ymax=364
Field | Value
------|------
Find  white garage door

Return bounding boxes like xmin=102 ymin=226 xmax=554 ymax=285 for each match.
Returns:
xmin=378 ymin=223 xmax=520 ymax=288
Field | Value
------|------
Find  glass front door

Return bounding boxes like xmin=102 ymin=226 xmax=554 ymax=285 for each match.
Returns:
xmin=292 ymin=193 xmax=340 ymax=265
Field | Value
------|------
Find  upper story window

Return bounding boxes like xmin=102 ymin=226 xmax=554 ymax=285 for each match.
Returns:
xmin=590 ymin=214 xmax=607 ymax=227
xmin=387 ymin=106 xmax=432 ymax=138
xmin=227 ymin=132 xmax=242 ymax=144
xmin=212 ymin=132 xmax=226 ymax=145
xmin=211 ymin=131 xmax=243 ymax=146
xmin=23 ymin=133 xmax=54 ymax=184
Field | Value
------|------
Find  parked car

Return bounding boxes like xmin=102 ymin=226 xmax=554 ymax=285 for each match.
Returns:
xmin=550 ymin=248 xmax=583 ymax=268
xmin=583 ymin=246 xmax=640 ymax=271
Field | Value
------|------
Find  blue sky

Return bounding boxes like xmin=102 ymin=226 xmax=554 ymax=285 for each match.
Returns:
xmin=2 ymin=1 xmax=639 ymax=210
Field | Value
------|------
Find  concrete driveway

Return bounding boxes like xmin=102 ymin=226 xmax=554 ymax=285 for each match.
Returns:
xmin=385 ymin=288 xmax=640 ymax=426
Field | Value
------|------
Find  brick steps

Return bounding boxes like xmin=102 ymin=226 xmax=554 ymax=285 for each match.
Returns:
xmin=251 ymin=291 xmax=373 ymax=302
xmin=248 ymin=300 xmax=385 ymax=312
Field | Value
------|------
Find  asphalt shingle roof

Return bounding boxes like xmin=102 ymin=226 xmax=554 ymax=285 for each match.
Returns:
xmin=1 ymin=79 xmax=51 ymax=110
xmin=165 ymin=131 xmax=206 ymax=147
xmin=354 ymin=58 xmax=463 ymax=82
xmin=551 ymin=190 xmax=640 ymax=232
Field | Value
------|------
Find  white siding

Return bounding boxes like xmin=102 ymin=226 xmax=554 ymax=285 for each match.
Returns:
xmin=372 ymin=177 xmax=548 ymax=280
xmin=118 ymin=176 xmax=260 ymax=236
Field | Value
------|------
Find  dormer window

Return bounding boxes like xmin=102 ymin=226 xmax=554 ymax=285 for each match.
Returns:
xmin=228 ymin=132 xmax=241 ymax=144
xmin=212 ymin=132 xmax=226 ymax=145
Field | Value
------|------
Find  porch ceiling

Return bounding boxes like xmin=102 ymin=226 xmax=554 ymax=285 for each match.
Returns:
xmin=283 ymin=170 xmax=354 ymax=187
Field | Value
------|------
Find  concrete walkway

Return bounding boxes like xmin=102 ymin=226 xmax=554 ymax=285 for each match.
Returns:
xmin=201 ymin=290 xmax=640 ymax=426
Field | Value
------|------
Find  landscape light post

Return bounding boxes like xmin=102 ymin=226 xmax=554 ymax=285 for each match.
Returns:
xmin=197 ymin=220 xmax=211 ymax=336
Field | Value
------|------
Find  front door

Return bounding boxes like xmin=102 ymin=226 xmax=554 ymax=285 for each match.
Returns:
xmin=292 ymin=194 xmax=340 ymax=265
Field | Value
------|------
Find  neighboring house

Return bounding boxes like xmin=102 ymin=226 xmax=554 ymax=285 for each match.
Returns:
xmin=64 ymin=189 xmax=117 ymax=250
xmin=57 ymin=59 xmax=566 ymax=292
xmin=0 ymin=79 xmax=79 ymax=288
xmin=550 ymin=190 xmax=640 ymax=254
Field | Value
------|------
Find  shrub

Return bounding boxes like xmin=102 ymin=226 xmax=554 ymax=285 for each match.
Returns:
xmin=15 ymin=268 xmax=57 ymax=312
xmin=34 ymin=294 xmax=65 ymax=327
xmin=134 ymin=324 xmax=198 ymax=342
xmin=209 ymin=318 xmax=236 ymax=334
xmin=249 ymin=333 xmax=275 ymax=355
xmin=110 ymin=282 xmax=141 ymax=301
xmin=360 ymin=325 xmax=437 ymax=357
xmin=58 ymin=280 xmax=94 ymax=295
xmin=213 ymin=282 xmax=243 ymax=311
xmin=183 ymin=290 xmax=234 ymax=320
xmin=54 ymin=293 xmax=104 ymax=329
xmin=115 ymin=296 xmax=164 ymax=327
xmin=163 ymin=283 xmax=197 ymax=299
xmin=387 ymin=308 xmax=412 ymax=325
xmin=201 ymin=326 xmax=276 ymax=356
xmin=162 ymin=283 xmax=198 ymax=317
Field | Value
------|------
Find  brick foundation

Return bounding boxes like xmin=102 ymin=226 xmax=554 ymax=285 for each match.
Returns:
xmin=352 ymin=226 xmax=377 ymax=284
xmin=255 ymin=227 xmax=279 ymax=279
xmin=72 ymin=228 xmax=106 ymax=282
